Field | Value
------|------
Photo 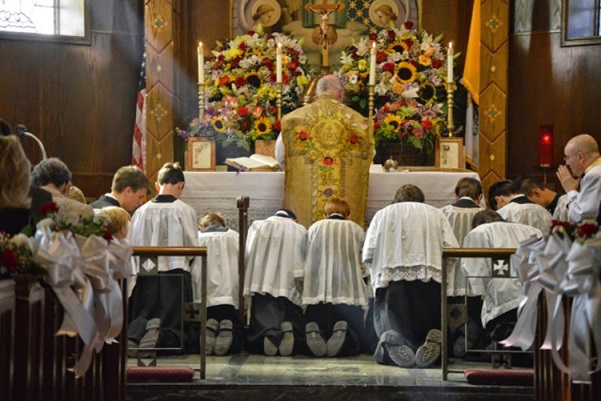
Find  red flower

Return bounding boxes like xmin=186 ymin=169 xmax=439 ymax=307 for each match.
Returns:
xmin=323 ymin=156 xmax=334 ymax=166
xmin=240 ymin=120 xmax=251 ymax=132
xmin=369 ymin=33 xmax=377 ymax=41
xmin=264 ymin=59 xmax=274 ymax=70
xmin=376 ymin=50 xmax=387 ymax=63
xmin=432 ymin=59 xmax=443 ymax=69
xmin=1 ymin=248 xmax=19 ymax=274
xmin=382 ymin=62 xmax=396 ymax=72
xmin=238 ymin=42 xmax=247 ymax=51
xmin=102 ymin=227 xmax=113 ymax=241
xmin=421 ymin=119 xmax=433 ymax=130
xmin=273 ymin=120 xmax=281 ymax=131
xmin=404 ymin=21 xmax=414 ymax=30
xmin=230 ymin=58 xmax=241 ymax=68
xmin=349 ymin=133 xmax=358 ymax=144
xmin=578 ymin=223 xmax=599 ymax=238
xmin=219 ymin=76 xmax=231 ymax=86
xmin=235 ymin=76 xmax=247 ymax=88
xmin=297 ymin=130 xmax=308 ymax=141
xmin=237 ymin=106 xmax=249 ymax=117
xmin=374 ymin=121 xmax=381 ymax=131
xmin=39 ymin=201 xmax=59 ymax=217
xmin=403 ymin=39 xmax=414 ymax=48
xmin=387 ymin=30 xmax=396 ymax=39
xmin=266 ymin=34 xmax=275 ymax=41
xmin=551 ymin=220 xmax=571 ymax=229
xmin=289 ymin=60 xmax=299 ymax=71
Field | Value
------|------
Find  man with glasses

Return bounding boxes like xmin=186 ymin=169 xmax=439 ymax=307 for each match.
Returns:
xmin=557 ymin=134 xmax=601 ymax=223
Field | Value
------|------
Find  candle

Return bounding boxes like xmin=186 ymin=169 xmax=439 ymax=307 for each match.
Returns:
xmin=197 ymin=41 xmax=204 ymax=84
xmin=447 ymin=42 xmax=453 ymax=82
xmin=276 ymin=42 xmax=282 ymax=83
xmin=369 ymin=42 xmax=377 ymax=85
xmin=539 ymin=124 xmax=553 ymax=167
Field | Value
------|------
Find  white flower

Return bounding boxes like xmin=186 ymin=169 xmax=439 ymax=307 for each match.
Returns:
xmin=9 ymin=233 xmax=30 ymax=248
xmin=36 ymin=218 xmax=54 ymax=230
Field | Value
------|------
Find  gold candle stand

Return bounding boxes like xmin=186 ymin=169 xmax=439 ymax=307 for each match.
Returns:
xmin=198 ymin=82 xmax=206 ymax=120
xmin=277 ymin=82 xmax=283 ymax=121
xmin=447 ymin=81 xmax=456 ymax=136
xmin=368 ymin=84 xmax=375 ymax=120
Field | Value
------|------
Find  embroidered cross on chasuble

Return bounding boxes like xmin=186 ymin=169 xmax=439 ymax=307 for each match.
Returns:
xmin=282 ymin=96 xmax=374 ymax=228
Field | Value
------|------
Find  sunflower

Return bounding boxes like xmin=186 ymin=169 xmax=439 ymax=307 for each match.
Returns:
xmin=254 ymin=116 xmax=272 ymax=136
xmin=396 ymin=62 xmax=417 ymax=84
xmin=419 ymin=82 xmax=437 ymax=103
xmin=211 ymin=116 xmax=227 ymax=133
xmin=245 ymin=72 xmax=262 ymax=89
xmin=387 ymin=39 xmax=408 ymax=54
xmin=383 ymin=114 xmax=403 ymax=131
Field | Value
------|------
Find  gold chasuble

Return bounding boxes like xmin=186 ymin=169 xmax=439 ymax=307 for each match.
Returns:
xmin=282 ymin=95 xmax=374 ymax=228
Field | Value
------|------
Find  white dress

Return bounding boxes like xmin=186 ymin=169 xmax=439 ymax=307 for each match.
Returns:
xmin=440 ymin=200 xmax=483 ymax=296
xmin=362 ymin=202 xmax=459 ymax=291
xmin=461 ymin=221 xmax=542 ymax=327
xmin=497 ymin=200 xmax=552 ymax=232
xmin=129 ymin=197 xmax=199 ymax=274
xmin=302 ymin=218 xmax=370 ymax=308
xmin=193 ymin=228 xmax=240 ymax=308
xmin=243 ymin=215 xmax=307 ymax=306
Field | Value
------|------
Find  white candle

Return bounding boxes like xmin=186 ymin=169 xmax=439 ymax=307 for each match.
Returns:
xmin=369 ymin=42 xmax=377 ymax=85
xmin=447 ymin=42 xmax=453 ymax=82
xmin=276 ymin=42 xmax=282 ymax=83
xmin=198 ymin=41 xmax=205 ymax=84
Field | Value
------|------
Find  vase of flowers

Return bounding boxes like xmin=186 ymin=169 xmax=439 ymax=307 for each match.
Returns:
xmin=336 ymin=21 xmax=454 ymax=165
xmin=177 ymin=31 xmax=313 ymax=164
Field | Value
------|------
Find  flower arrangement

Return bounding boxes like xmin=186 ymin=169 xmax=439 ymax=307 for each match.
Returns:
xmin=336 ymin=22 xmax=454 ymax=154
xmin=0 ymin=232 xmax=45 ymax=278
xmin=176 ymin=32 xmax=313 ymax=151
xmin=550 ymin=219 xmax=600 ymax=242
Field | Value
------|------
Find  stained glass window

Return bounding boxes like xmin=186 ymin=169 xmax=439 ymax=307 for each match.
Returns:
xmin=0 ymin=0 xmax=86 ymax=37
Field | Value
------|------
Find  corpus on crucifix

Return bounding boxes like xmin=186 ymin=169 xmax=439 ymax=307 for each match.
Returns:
xmin=305 ymin=0 xmax=345 ymax=69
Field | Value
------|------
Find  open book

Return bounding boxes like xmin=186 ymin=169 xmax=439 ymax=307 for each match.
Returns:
xmin=224 ymin=154 xmax=281 ymax=172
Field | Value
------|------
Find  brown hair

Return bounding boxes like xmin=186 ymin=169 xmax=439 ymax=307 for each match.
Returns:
xmin=0 ymin=136 xmax=31 ymax=208
xmin=96 ymin=206 xmax=131 ymax=235
xmin=324 ymin=198 xmax=351 ymax=218
xmin=393 ymin=184 xmax=425 ymax=203
xmin=199 ymin=212 xmax=225 ymax=228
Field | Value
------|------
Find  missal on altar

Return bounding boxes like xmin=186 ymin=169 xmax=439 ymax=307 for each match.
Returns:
xmin=224 ymin=154 xmax=281 ymax=172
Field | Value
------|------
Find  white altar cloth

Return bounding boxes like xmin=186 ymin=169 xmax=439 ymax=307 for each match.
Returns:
xmin=181 ymin=166 xmax=481 ymax=229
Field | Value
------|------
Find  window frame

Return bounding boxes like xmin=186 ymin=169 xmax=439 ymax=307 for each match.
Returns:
xmin=561 ymin=0 xmax=601 ymax=46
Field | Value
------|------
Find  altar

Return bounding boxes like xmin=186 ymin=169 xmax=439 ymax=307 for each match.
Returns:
xmin=181 ymin=165 xmax=481 ymax=228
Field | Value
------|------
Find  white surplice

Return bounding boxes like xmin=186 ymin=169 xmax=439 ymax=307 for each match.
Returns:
xmin=302 ymin=218 xmax=370 ymax=308
xmin=461 ymin=221 xmax=542 ymax=327
xmin=362 ymin=202 xmax=459 ymax=291
xmin=193 ymin=229 xmax=239 ymax=308
xmin=129 ymin=198 xmax=199 ymax=274
xmin=243 ymin=216 xmax=307 ymax=306
xmin=497 ymin=201 xmax=552 ymax=232
xmin=552 ymin=194 xmax=569 ymax=221
xmin=440 ymin=203 xmax=483 ymax=296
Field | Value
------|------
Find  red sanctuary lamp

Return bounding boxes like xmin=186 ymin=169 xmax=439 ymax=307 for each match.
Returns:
xmin=539 ymin=125 xmax=553 ymax=167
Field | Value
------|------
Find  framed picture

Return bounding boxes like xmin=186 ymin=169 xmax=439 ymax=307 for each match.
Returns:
xmin=187 ymin=137 xmax=216 ymax=171
xmin=435 ymin=137 xmax=464 ymax=169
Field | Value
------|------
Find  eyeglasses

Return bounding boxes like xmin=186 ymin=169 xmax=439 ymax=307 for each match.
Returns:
xmin=563 ymin=152 xmax=579 ymax=162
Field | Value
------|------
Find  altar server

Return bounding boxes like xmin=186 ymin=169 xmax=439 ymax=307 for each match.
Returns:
xmin=302 ymin=198 xmax=370 ymax=357
xmin=244 ymin=209 xmax=307 ymax=356
xmin=515 ymin=177 xmax=568 ymax=221
xmin=488 ymin=179 xmax=552 ymax=232
xmin=461 ymin=209 xmax=543 ymax=349
xmin=127 ymin=162 xmax=198 ymax=353
xmin=193 ymin=212 xmax=242 ymax=356
xmin=363 ymin=184 xmax=459 ymax=368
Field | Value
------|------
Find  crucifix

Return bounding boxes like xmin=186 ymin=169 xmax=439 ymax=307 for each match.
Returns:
xmin=305 ymin=0 xmax=346 ymax=70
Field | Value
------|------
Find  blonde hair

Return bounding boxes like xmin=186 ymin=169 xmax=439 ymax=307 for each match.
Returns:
xmin=0 ymin=136 xmax=31 ymax=208
xmin=324 ymin=197 xmax=350 ymax=218
xmin=67 ymin=185 xmax=86 ymax=203
xmin=97 ymin=206 xmax=131 ymax=236
xmin=199 ymin=211 xmax=225 ymax=228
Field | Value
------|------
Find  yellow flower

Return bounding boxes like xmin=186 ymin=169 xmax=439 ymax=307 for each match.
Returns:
xmin=418 ymin=55 xmax=432 ymax=67
xmin=225 ymin=47 xmax=243 ymax=60
xmin=387 ymin=39 xmax=408 ymax=54
xmin=254 ymin=117 xmax=272 ymax=135
xmin=396 ymin=62 xmax=417 ymax=84
xmin=383 ymin=114 xmax=403 ymax=131
xmin=296 ymin=75 xmax=309 ymax=86
xmin=245 ymin=72 xmax=262 ymax=88
xmin=211 ymin=116 xmax=226 ymax=132
xmin=357 ymin=59 xmax=368 ymax=72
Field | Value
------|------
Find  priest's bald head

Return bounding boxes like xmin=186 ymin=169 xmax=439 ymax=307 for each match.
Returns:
xmin=316 ymin=75 xmax=344 ymax=102
xmin=563 ymin=134 xmax=600 ymax=177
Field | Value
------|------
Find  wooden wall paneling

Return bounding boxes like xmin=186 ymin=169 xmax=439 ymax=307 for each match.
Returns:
xmin=145 ymin=0 xmax=176 ymax=187
xmin=478 ymin=0 xmax=509 ymax=192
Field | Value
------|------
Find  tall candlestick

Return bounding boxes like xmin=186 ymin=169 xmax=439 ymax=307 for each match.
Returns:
xmin=197 ymin=41 xmax=205 ymax=84
xmin=447 ymin=42 xmax=453 ymax=82
xmin=276 ymin=42 xmax=282 ymax=83
xmin=369 ymin=42 xmax=377 ymax=86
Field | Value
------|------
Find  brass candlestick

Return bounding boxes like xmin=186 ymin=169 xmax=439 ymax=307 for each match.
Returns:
xmin=277 ymin=82 xmax=283 ymax=121
xmin=198 ymin=82 xmax=206 ymax=120
xmin=447 ymin=81 xmax=456 ymax=136
xmin=368 ymin=84 xmax=375 ymax=120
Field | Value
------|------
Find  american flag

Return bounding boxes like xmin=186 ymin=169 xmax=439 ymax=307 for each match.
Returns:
xmin=131 ymin=52 xmax=146 ymax=171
